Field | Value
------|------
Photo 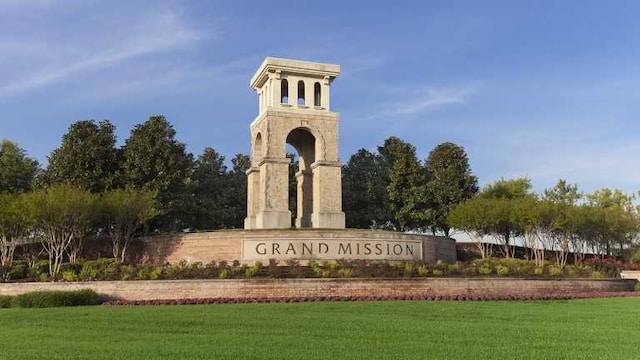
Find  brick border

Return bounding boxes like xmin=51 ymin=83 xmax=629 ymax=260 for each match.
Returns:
xmin=1 ymin=278 xmax=636 ymax=301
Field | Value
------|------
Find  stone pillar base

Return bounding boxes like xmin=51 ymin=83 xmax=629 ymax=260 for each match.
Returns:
xmin=311 ymin=212 xmax=345 ymax=229
xmin=256 ymin=210 xmax=291 ymax=229
xmin=244 ymin=216 xmax=256 ymax=229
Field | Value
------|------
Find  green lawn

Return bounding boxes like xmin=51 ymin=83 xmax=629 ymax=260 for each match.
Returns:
xmin=1 ymin=298 xmax=638 ymax=359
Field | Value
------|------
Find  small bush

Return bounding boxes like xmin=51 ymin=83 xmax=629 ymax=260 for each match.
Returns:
xmin=417 ymin=265 xmax=428 ymax=277
xmin=533 ymin=267 xmax=544 ymax=276
xmin=338 ymin=268 xmax=353 ymax=278
xmin=12 ymin=289 xmax=102 ymax=308
xmin=634 ymin=282 xmax=640 ymax=292
xmin=8 ymin=264 xmax=28 ymax=281
xmin=549 ymin=266 xmax=563 ymax=277
xmin=432 ymin=269 xmax=444 ymax=277
xmin=219 ymin=269 xmax=229 ymax=279
xmin=495 ymin=264 xmax=509 ymax=276
xmin=478 ymin=266 xmax=492 ymax=275
xmin=0 ymin=295 xmax=13 ymax=308
xmin=79 ymin=261 xmax=99 ymax=281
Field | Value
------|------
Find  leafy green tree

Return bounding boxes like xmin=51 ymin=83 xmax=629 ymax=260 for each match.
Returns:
xmin=122 ymin=115 xmax=193 ymax=231
xmin=510 ymin=196 xmax=546 ymax=265
xmin=25 ymin=184 xmax=97 ymax=278
xmin=448 ymin=197 xmax=494 ymax=258
xmin=184 ymin=148 xmax=229 ymax=230
xmin=424 ymin=142 xmax=478 ymax=236
xmin=476 ymin=177 xmax=535 ymax=257
xmin=45 ymin=120 xmax=120 ymax=193
xmin=0 ymin=140 xmax=39 ymax=193
xmin=0 ymin=193 xmax=33 ymax=267
xmin=585 ymin=188 xmax=637 ymax=256
xmin=479 ymin=177 xmax=535 ymax=200
xmin=225 ymin=154 xmax=250 ymax=228
xmin=342 ymin=149 xmax=392 ymax=229
xmin=378 ymin=137 xmax=428 ymax=231
xmin=101 ymin=188 xmax=158 ymax=262
xmin=542 ymin=180 xmax=582 ymax=266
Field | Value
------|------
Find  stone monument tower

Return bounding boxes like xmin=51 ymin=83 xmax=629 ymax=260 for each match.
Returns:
xmin=244 ymin=57 xmax=346 ymax=229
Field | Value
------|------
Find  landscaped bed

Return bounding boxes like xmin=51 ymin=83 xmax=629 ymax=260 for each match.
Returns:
xmin=2 ymin=257 xmax=634 ymax=282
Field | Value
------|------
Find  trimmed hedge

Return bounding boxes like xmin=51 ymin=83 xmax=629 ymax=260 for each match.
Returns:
xmin=2 ymin=289 xmax=103 ymax=308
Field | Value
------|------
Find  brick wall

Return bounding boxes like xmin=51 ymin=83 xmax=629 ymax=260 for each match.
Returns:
xmin=139 ymin=230 xmax=456 ymax=264
xmin=0 ymin=278 xmax=635 ymax=301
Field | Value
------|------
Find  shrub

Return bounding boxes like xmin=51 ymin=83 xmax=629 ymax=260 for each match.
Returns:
xmin=591 ymin=271 xmax=602 ymax=279
xmin=61 ymin=270 xmax=78 ymax=282
xmin=79 ymin=261 xmax=99 ymax=281
xmin=0 ymin=295 xmax=13 ymax=308
xmin=120 ymin=265 xmax=136 ymax=281
xmin=219 ymin=269 xmax=229 ymax=279
xmin=432 ymin=269 xmax=444 ymax=277
xmin=549 ymin=266 xmax=563 ymax=277
xmin=533 ymin=267 xmax=544 ymax=276
xmin=478 ymin=266 xmax=492 ymax=275
xmin=245 ymin=262 xmax=261 ymax=278
xmin=495 ymin=264 xmax=509 ymax=276
xmin=403 ymin=262 xmax=415 ymax=277
xmin=338 ymin=268 xmax=353 ymax=278
xmin=12 ymin=289 xmax=102 ymax=308
xmin=634 ymin=282 xmax=640 ymax=292
xmin=7 ymin=264 xmax=28 ymax=281
xmin=417 ymin=265 xmax=428 ymax=277
xmin=447 ymin=262 xmax=462 ymax=275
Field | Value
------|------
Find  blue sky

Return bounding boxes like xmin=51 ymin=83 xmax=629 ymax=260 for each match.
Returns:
xmin=1 ymin=0 xmax=640 ymax=195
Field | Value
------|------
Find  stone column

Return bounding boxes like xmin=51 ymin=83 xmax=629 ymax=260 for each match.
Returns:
xmin=295 ymin=169 xmax=313 ymax=228
xmin=311 ymin=160 xmax=345 ymax=228
xmin=255 ymin=157 xmax=291 ymax=229
xmin=244 ymin=167 xmax=260 ymax=229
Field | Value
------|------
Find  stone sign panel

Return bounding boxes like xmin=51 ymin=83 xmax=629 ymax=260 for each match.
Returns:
xmin=242 ymin=238 xmax=423 ymax=262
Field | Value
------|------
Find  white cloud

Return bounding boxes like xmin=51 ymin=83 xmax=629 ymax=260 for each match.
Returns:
xmin=356 ymin=84 xmax=477 ymax=122
xmin=0 ymin=7 xmax=202 ymax=98
xmin=392 ymin=86 xmax=470 ymax=115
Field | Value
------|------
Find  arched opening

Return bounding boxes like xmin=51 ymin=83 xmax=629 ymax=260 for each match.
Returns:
xmin=314 ymin=82 xmax=321 ymax=107
xmin=253 ymin=133 xmax=263 ymax=163
xmin=281 ymin=79 xmax=289 ymax=104
xmin=286 ymin=128 xmax=316 ymax=228
xmin=297 ymin=80 xmax=305 ymax=105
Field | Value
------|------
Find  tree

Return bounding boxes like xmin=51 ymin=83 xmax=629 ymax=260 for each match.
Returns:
xmin=0 ymin=140 xmax=39 ymax=193
xmin=122 ymin=115 xmax=193 ymax=231
xmin=25 ymin=184 xmax=97 ymax=278
xmin=101 ymin=188 xmax=158 ymax=262
xmin=378 ymin=137 xmax=428 ymax=231
xmin=477 ymin=177 xmax=535 ymax=257
xmin=479 ymin=177 xmax=534 ymax=200
xmin=225 ymin=154 xmax=250 ymax=228
xmin=342 ymin=149 xmax=392 ymax=229
xmin=584 ymin=189 xmax=638 ymax=257
xmin=0 ymin=193 xmax=33 ymax=267
xmin=184 ymin=148 xmax=230 ymax=230
xmin=542 ymin=180 xmax=582 ymax=266
xmin=46 ymin=120 xmax=120 ymax=193
xmin=424 ymin=142 xmax=478 ymax=236
xmin=448 ymin=197 xmax=494 ymax=258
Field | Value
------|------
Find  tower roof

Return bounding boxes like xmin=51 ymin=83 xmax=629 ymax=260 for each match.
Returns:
xmin=250 ymin=57 xmax=340 ymax=90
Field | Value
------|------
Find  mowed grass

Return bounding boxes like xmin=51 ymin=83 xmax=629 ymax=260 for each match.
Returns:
xmin=1 ymin=298 xmax=639 ymax=359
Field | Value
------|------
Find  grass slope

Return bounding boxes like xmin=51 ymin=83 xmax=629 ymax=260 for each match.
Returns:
xmin=1 ymin=298 xmax=638 ymax=359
